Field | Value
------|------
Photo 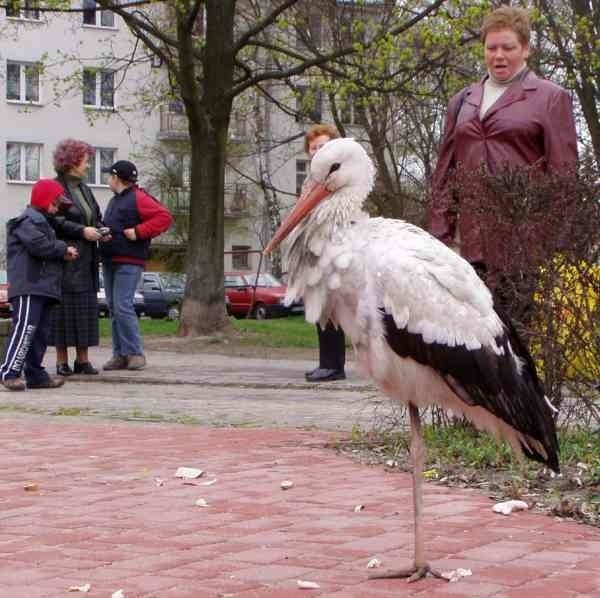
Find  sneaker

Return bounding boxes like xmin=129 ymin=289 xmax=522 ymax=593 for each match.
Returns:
xmin=27 ymin=377 xmax=65 ymax=389
xmin=103 ymin=356 xmax=128 ymax=371
xmin=127 ymin=354 xmax=146 ymax=371
xmin=2 ymin=378 xmax=26 ymax=391
xmin=73 ymin=361 xmax=99 ymax=375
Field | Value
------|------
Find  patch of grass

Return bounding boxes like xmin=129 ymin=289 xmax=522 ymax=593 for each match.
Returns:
xmin=51 ymin=406 xmax=92 ymax=417
xmin=232 ymin=315 xmax=317 ymax=348
xmin=100 ymin=314 xmax=320 ymax=349
xmin=99 ymin=318 xmax=178 ymax=338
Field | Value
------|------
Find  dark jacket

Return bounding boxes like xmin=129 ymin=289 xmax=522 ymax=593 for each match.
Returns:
xmin=52 ymin=174 xmax=103 ymax=293
xmin=6 ymin=207 xmax=68 ymax=302
xmin=100 ymin=186 xmax=172 ymax=266
xmin=429 ymin=70 xmax=578 ymax=265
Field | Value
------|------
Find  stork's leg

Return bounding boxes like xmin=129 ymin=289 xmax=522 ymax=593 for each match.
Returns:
xmin=370 ymin=403 xmax=444 ymax=582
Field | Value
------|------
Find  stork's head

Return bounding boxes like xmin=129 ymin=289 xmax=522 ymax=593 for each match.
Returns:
xmin=264 ymin=138 xmax=375 ymax=254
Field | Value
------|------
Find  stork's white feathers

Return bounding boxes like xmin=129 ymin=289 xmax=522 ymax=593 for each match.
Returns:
xmin=285 ymin=216 xmax=504 ymax=355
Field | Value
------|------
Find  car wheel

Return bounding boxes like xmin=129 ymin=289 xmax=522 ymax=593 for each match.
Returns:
xmin=253 ymin=303 xmax=268 ymax=320
xmin=167 ymin=306 xmax=179 ymax=321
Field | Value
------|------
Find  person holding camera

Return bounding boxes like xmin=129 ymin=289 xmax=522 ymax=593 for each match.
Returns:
xmin=1 ymin=180 xmax=79 ymax=391
xmin=100 ymin=160 xmax=172 ymax=371
xmin=49 ymin=139 xmax=106 ymax=376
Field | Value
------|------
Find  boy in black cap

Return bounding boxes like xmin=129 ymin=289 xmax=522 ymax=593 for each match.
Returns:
xmin=100 ymin=160 xmax=172 ymax=371
xmin=1 ymin=180 xmax=79 ymax=390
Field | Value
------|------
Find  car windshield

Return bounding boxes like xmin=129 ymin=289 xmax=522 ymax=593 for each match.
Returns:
xmin=244 ymin=273 xmax=282 ymax=287
xmin=160 ymin=273 xmax=185 ymax=290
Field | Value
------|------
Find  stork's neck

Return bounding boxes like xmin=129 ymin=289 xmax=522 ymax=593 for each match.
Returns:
xmin=311 ymin=185 xmax=370 ymax=232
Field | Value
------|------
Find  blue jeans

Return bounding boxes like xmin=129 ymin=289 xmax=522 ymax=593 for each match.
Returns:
xmin=103 ymin=262 xmax=143 ymax=357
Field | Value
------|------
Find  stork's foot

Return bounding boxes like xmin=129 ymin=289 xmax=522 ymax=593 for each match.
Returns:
xmin=369 ymin=563 xmax=445 ymax=583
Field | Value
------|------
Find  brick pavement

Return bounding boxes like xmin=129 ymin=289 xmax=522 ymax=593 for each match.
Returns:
xmin=1 ymin=417 xmax=599 ymax=597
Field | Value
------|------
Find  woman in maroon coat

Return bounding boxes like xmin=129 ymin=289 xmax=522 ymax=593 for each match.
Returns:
xmin=429 ymin=6 xmax=578 ymax=274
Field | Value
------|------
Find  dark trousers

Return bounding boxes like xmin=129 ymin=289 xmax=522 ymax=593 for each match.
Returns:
xmin=0 ymin=295 xmax=52 ymax=385
xmin=317 ymin=321 xmax=346 ymax=371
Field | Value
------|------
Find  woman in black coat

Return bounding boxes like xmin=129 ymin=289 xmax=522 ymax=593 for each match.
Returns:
xmin=49 ymin=139 xmax=104 ymax=376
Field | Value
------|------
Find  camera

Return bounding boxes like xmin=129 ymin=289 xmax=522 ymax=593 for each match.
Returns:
xmin=97 ymin=226 xmax=111 ymax=237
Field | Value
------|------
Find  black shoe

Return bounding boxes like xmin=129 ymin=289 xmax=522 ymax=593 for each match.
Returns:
xmin=27 ymin=377 xmax=65 ymax=389
xmin=305 ymin=368 xmax=346 ymax=382
xmin=305 ymin=366 xmax=319 ymax=377
xmin=56 ymin=363 xmax=74 ymax=376
xmin=73 ymin=361 xmax=99 ymax=375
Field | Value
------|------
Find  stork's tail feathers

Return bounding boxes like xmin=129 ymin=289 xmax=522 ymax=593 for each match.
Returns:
xmin=495 ymin=306 xmax=560 ymax=473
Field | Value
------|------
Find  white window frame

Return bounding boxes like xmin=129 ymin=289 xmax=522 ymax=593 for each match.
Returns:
xmin=5 ymin=142 xmax=42 ymax=183
xmin=5 ymin=1 xmax=41 ymax=21
xmin=82 ymin=0 xmax=116 ymax=29
xmin=6 ymin=61 xmax=42 ymax=104
xmin=296 ymin=159 xmax=309 ymax=195
xmin=82 ymin=68 xmax=115 ymax=109
xmin=86 ymin=147 xmax=116 ymax=186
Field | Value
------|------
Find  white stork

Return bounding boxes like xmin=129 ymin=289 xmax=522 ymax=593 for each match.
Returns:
xmin=264 ymin=138 xmax=559 ymax=583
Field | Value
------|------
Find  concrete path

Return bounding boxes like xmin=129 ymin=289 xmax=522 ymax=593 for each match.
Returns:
xmin=2 ymin=417 xmax=600 ymax=598
xmin=0 ymin=347 xmax=396 ymax=432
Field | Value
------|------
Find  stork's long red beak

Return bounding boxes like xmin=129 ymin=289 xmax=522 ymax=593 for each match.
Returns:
xmin=263 ymin=180 xmax=331 ymax=254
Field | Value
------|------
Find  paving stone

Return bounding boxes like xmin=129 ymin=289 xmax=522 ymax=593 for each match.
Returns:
xmin=0 ymin=416 xmax=597 ymax=597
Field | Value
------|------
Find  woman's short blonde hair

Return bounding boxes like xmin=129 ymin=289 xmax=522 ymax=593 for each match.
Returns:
xmin=303 ymin=124 xmax=340 ymax=154
xmin=480 ymin=6 xmax=531 ymax=45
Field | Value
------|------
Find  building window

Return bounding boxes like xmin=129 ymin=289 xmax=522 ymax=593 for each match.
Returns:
xmin=5 ymin=0 xmax=40 ymax=20
xmin=85 ymin=147 xmax=115 ymax=185
xmin=82 ymin=0 xmax=114 ymax=27
xmin=232 ymin=245 xmax=251 ymax=270
xmin=83 ymin=68 xmax=115 ymax=109
xmin=295 ymin=85 xmax=322 ymax=123
xmin=6 ymin=142 xmax=41 ymax=182
xmin=6 ymin=61 xmax=40 ymax=103
xmin=296 ymin=159 xmax=308 ymax=195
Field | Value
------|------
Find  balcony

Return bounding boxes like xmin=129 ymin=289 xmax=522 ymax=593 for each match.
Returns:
xmin=162 ymin=185 xmax=250 ymax=219
xmin=157 ymin=104 xmax=188 ymax=140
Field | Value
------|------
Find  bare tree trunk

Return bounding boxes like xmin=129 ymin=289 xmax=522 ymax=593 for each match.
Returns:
xmin=178 ymin=0 xmax=235 ymax=335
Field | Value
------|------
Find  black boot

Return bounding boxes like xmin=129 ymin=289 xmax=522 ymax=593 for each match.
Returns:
xmin=73 ymin=361 xmax=99 ymax=375
xmin=56 ymin=363 xmax=74 ymax=376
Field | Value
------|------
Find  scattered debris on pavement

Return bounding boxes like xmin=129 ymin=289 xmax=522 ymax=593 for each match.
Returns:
xmin=175 ymin=467 xmax=204 ymax=479
xmin=353 ymin=504 xmax=364 ymax=512
xmin=68 ymin=583 xmax=91 ymax=592
xmin=280 ymin=480 xmax=294 ymax=490
xmin=297 ymin=580 xmax=320 ymax=589
xmin=366 ymin=558 xmax=381 ymax=569
xmin=441 ymin=568 xmax=473 ymax=582
xmin=195 ymin=498 xmax=208 ymax=507
xmin=492 ymin=499 xmax=529 ymax=515
xmin=111 ymin=590 xmax=125 ymax=598
xmin=24 ymin=483 xmax=38 ymax=492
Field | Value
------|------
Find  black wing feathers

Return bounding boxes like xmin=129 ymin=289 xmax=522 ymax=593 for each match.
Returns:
xmin=381 ymin=310 xmax=559 ymax=472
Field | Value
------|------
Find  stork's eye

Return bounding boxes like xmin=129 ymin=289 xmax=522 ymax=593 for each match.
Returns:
xmin=328 ymin=162 xmax=341 ymax=175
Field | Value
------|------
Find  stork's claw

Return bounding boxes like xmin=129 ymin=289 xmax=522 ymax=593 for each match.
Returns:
xmin=369 ymin=563 xmax=445 ymax=583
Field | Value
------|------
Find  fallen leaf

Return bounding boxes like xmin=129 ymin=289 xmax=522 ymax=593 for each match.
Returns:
xmin=385 ymin=459 xmax=397 ymax=468
xmin=281 ymin=480 xmax=294 ymax=490
xmin=111 ymin=591 xmax=125 ymax=598
xmin=297 ymin=580 xmax=320 ymax=589
xmin=441 ymin=568 xmax=472 ymax=582
xmin=24 ymin=483 xmax=38 ymax=492
xmin=423 ymin=468 xmax=438 ymax=479
xmin=366 ymin=558 xmax=381 ymax=569
xmin=195 ymin=498 xmax=208 ymax=507
xmin=201 ymin=478 xmax=217 ymax=486
xmin=68 ymin=583 xmax=91 ymax=592
xmin=154 ymin=478 xmax=164 ymax=487
xmin=492 ymin=500 xmax=528 ymax=516
xmin=175 ymin=467 xmax=204 ymax=479
xmin=353 ymin=505 xmax=364 ymax=512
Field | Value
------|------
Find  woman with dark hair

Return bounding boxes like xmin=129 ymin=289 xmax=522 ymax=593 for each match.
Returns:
xmin=49 ymin=138 xmax=104 ymax=376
